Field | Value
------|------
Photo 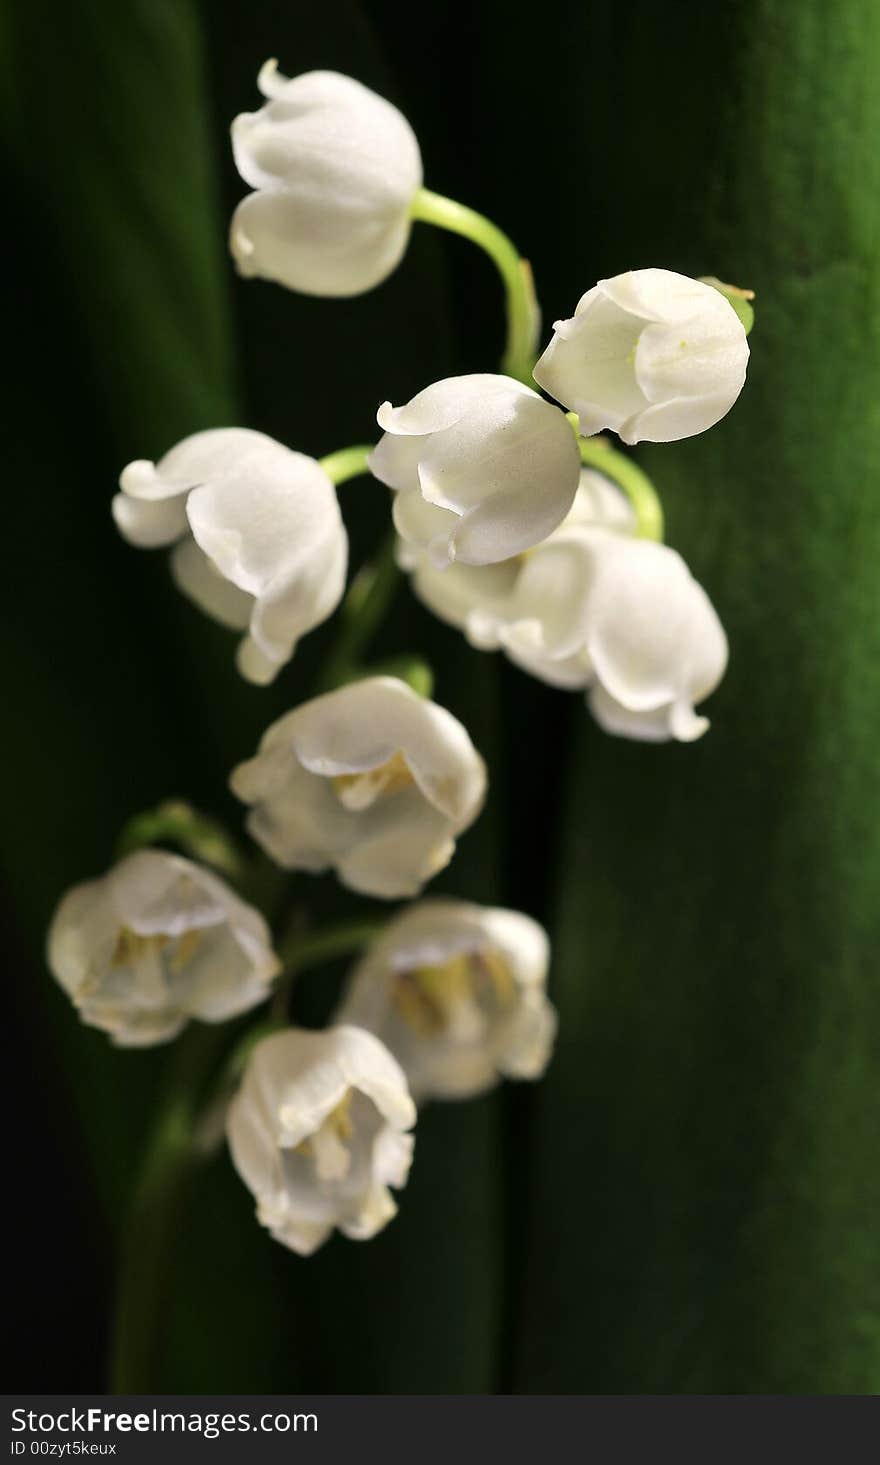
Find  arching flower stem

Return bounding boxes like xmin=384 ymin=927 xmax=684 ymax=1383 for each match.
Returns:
xmin=315 ymin=531 xmax=401 ymax=692
xmin=318 ymin=444 xmax=374 ymax=486
xmin=570 ymin=423 xmax=665 ymax=543
xmin=108 ymin=1023 xmax=229 ymax=1392
xmin=115 ymin=800 xmax=247 ymax=882
xmin=410 ymin=188 xmax=540 ymax=385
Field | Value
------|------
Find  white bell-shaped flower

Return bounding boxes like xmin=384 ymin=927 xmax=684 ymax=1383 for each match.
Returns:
xmin=583 ymin=536 xmax=728 ymax=741
xmin=47 ymin=850 xmax=279 ymax=1046
xmin=400 ymin=469 xmax=635 ymax=688
xmin=400 ymin=470 xmax=725 ymax=740
xmin=533 ymin=269 xmax=749 ymax=445
xmin=335 ymin=900 xmax=555 ymax=1102
xmin=113 ymin=428 xmax=347 ymax=685
xmin=227 ymin=1025 xmax=416 ymax=1255
xmin=369 ymin=374 xmax=581 ymax=567
xmin=230 ymin=63 xmax=423 ymax=298
xmin=230 ymin=676 xmax=487 ymax=899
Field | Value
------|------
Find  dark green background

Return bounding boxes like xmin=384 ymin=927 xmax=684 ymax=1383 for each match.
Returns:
xmin=3 ymin=0 xmax=879 ymax=1392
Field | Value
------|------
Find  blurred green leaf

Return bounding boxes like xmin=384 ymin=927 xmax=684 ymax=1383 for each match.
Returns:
xmin=0 ymin=0 xmax=273 ymax=1386
xmin=512 ymin=0 xmax=880 ymax=1393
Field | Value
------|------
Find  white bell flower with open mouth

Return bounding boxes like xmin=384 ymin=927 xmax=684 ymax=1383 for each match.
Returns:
xmin=230 ymin=676 xmax=487 ymax=899
xmin=533 ymin=269 xmax=749 ymax=444
xmin=113 ymin=428 xmax=347 ymax=685
xmin=227 ymin=1025 xmax=416 ymax=1256
xmin=583 ymin=535 xmax=728 ymax=741
xmin=336 ymin=900 xmax=555 ymax=1102
xmin=369 ymin=373 xmax=581 ymax=567
xmin=399 ymin=468 xmax=636 ymax=688
xmin=230 ymin=63 xmax=423 ymax=297
xmin=47 ymin=850 xmax=279 ymax=1046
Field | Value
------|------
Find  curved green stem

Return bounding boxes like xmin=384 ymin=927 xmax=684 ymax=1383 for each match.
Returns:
xmin=212 ymin=919 xmax=387 ymax=1102
xmin=319 ymin=444 xmax=374 ymax=486
xmin=316 ymin=532 xmax=401 ymax=692
xmin=410 ymin=188 xmax=540 ymax=384
xmin=278 ymin=917 xmax=386 ymax=974
xmin=108 ymin=1024 xmax=228 ymax=1392
xmin=115 ymin=800 xmax=246 ymax=882
xmin=575 ymin=432 xmax=665 ymax=542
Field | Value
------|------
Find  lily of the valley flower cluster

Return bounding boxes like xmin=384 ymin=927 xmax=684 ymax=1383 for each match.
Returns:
xmin=48 ymin=61 xmax=752 ymax=1257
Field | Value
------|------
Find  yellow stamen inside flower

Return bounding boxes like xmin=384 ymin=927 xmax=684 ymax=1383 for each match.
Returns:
xmin=296 ymin=1091 xmax=355 ymax=1182
xmin=332 ymin=750 xmax=415 ymax=811
xmin=110 ymin=925 xmax=203 ymax=973
xmin=168 ymin=927 xmax=204 ymax=973
xmin=392 ymin=947 xmax=515 ymax=1037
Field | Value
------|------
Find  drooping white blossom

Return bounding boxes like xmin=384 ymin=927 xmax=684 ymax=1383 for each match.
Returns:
xmin=400 ymin=469 xmax=726 ymax=740
xmin=230 ymin=63 xmax=423 ymax=297
xmin=533 ymin=269 xmax=749 ymax=445
xmin=579 ymin=534 xmax=728 ymax=742
xmin=399 ymin=468 xmax=635 ymax=688
xmin=113 ymin=428 xmax=347 ymax=685
xmin=47 ymin=850 xmax=279 ymax=1046
xmin=369 ymin=374 xmax=581 ymax=567
xmin=230 ymin=676 xmax=487 ymax=898
xmin=227 ymin=1025 xmax=416 ymax=1255
xmin=335 ymin=900 xmax=555 ymax=1102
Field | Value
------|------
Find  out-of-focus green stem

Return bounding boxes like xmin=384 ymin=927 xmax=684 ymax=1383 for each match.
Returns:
xmin=278 ymin=917 xmax=385 ymax=974
xmin=574 ymin=429 xmax=665 ymax=542
xmin=319 ymin=444 xmax=374 ymax=486
xmin=108 ymin=1024 xmax=228 ymax=1393
xmin=410 ymin=187 xmax=540 ymax=384
xmin=115 ymin=800 xmax=246 ymax=881
xmin=316 ymin=532 xmax=401 ymax=692
xmin=212 ymin=919 xmax=386 ymax=1099
xmin=108 ymin=918 xmax=386 ymax=1389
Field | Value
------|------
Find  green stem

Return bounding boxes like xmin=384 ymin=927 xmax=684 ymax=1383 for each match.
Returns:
xmin=576 ymin=432 xmax=665 ymax=542
xmin=316 ymin=532 xmax=401 ymax=692
xmin=115 ymin=800 xmax=246 ymax=881
xmin=108 ymin=1024 xmax=228 ymax=1392
xmin=278 ymin=917 xmax=386 ymax=973
xmin=410 ymin=187 xmax=540 ymax=384
xmin=319 ymin=444 xmax=374 ymax=486
xmin=212 ymin=919 xmax=386 ymax=1101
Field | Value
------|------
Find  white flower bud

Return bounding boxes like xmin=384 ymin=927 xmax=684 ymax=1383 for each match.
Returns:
xmin=533 ymin=269 xmax=749 ymax=445
xmin=583 ymin=535 xmax=728 ymax=741
xmin=230 ymin=64 xmax=423 ymax=297
xmin=47 ymin=850 xmax=279 ymax=1046
xmin=227 ymin=1025 xmax=415 ymax=1255
xmin=335 ymin=900 xmax=555 ymax=1102
xmin=370 ymin=374 xmax=581 ymax=567
xmin=113 ymin=428 xmax=347 ymax=685
xmin=230 ymin=676 xmax=487 ymax=898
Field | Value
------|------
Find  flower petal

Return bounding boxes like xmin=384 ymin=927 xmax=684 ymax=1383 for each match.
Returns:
xmin=376 ymin=374 xmax=529 ymax=437
xmin=231 ymin=68 xmax=421 ymax=207
xmin=288 ymin=677 xmax=486 ymax=825
xmin=170 ymin=537 xmax=254 ymax=630
xmin=230 ymin=189 xmax=413 ymax=298
xmin=112 ymin=492 xmax=189 ymax=548
xmin=533 ymin=290 xmax=646 ymax=428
